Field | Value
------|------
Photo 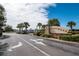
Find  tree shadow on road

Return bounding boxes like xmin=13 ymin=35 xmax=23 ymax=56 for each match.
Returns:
xmin=0 ymin=35 xmax=10 ymax=40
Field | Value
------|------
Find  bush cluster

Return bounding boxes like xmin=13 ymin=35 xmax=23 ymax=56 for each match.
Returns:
xmin=60 ymin=35 xmax=79 ymax=42
xmin=33 ymin=31 xmax=53 ymax=38
xmin=41 ymin=34 xmax=52 ymax=38
xmin=33 ymin=32 xmax=42 ymax=36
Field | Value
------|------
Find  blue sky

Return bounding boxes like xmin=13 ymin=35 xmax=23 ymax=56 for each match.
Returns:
xmin=47 ymin=3 xmax=79 ymax=29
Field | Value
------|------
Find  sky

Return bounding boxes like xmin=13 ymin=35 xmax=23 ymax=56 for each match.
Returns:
xmin=47 ymin=3 xmax=79 ymax=29
xmin=1 ymin=3 xmax=79 ymax=29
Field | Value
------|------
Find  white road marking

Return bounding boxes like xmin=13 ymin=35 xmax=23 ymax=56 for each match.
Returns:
xmin=17 ymin=37 xmax=50 ymax=56
xmin=35 ymin=42 xmax=46 ymax=46
xmin=30 ymin=39 xmax=37 ymax=42
xmin=30 ymin=39 xmax=46 ymax=46
xmin=8 ymin=42 xmax=23 ymax=52
xmin=37 ymin=39 xmax=44 ymax=41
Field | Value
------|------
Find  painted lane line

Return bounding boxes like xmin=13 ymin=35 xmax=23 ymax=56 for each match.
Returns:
xmin=8 ymin=42 xmax=23 ymax=52
xmin=17 ymin=37 xmax=50 ymax=56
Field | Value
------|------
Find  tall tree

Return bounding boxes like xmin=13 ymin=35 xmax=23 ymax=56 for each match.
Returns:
xmin=48 ymin=18 xmax=60 ymax=26
xmin=20 ymin=23 xmax=25 ymax=31
xmin=42 ymin=25 xmax=46 ymax=33
xmin=67 ymin=21 xmax=76 ymax=31
xmin=17 ymin=23 xmax=21 ymax=31
xmin=24 ymin=22 xmax=30 ymax=32
xmin=16 ymin=23 xmax=24 ymax=31
xmin=42 ymin=25 xmax=46 ymax=30
xmin=0 ymin=5 xmax=6 ymax=37
xmin=37 ymin=23 xmax=42 ymax=30
xmin=48 ymin=18 xmax=60 ymax=34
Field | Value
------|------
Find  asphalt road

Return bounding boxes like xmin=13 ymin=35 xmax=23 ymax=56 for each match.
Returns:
xmin=1 ymin=33 xmax=79 ymax=56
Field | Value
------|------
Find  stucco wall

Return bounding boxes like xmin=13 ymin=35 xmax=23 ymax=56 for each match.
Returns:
xmin=45 ymin=26 xmax=69 ymax=34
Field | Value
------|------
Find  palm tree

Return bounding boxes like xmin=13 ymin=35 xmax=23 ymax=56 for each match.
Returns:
xmin=21 ymin=23 xmax=25 ymax=31
xmin=48 ymin=18 xmax=60 ymax=26
xmin=37 ymin=23 xmax=42 ymax=30
xmin=42 ymin=25 xmax=46 ymax=33
xmin=42 ymin=25 xmax=46 ymax=30
xmin=17 ymin=23 xmax=21 ymax=31
xmin=67 ymin=21 xmax=76 ymax=31
xmin=0 ymin=5 xmax=6 ymax=37
xmin=17 ymin=23 xmax=24 ymax=31
xmin=48 ymin=18 xmax=60 ymax=34
xmin=24 ymin=22 xmax=30 ymax=32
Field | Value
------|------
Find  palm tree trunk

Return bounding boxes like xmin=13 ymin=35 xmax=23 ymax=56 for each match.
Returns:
xmin=19 ymin=28 xmax=21 ymax=32
xmin=70 ymin=26 xmax=73 ymax=34
xmin=48 ymin=25 xmax=51 ymax=34
xmin=22 ymin=28 xmax=23 ymax=31
xmin=25 ymin=27 xmax=27 ymax=33
xmin=39 ymin=26 xmax=40 ymax=30
xmin=0 ymin=27 xmax=3 ymax=37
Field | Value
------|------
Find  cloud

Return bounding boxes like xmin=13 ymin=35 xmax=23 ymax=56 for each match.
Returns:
xmin=1 ymin=3 xmax=56 ymax=29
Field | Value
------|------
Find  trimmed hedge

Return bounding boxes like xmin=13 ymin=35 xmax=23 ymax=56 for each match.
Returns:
xmin=60 ymin=35 xmax=79 ymax=42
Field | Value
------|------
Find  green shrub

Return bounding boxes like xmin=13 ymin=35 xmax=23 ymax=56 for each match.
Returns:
xmin=60 ymin=35 xmax=79 ymax=42
xmin=41 ymin=34 xmax=52 ymax=38
xmin=33 ymin=29 xmax=45 ymax=36
xmin=33 ymin=32 xmax=42 ymax=36
xmin=36 ymin=32 xmax=42 ymax=36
